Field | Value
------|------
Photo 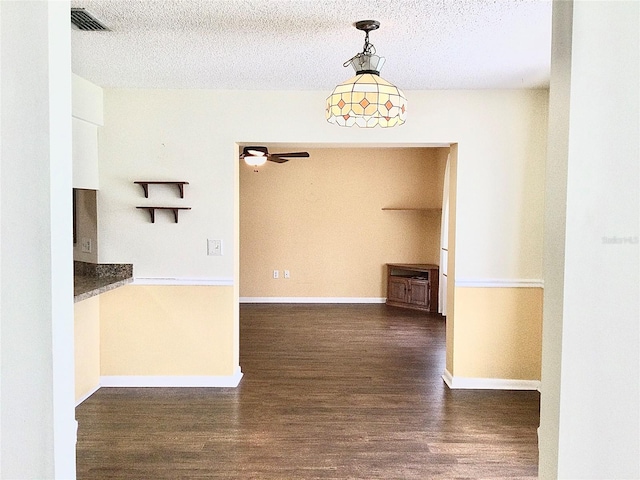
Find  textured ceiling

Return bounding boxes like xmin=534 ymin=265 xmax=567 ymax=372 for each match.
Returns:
xmin=71 ymin=0 xmax=552 ymax=91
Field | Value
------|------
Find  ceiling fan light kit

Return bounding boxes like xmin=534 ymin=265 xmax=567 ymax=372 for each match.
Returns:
xmin=326 ymin=20 xmax=407 ymax=128
xmin=243 ymin=154 xmax=268 ymax=167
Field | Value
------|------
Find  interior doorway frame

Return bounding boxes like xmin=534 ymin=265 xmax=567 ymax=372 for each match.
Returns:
xmin=233 ymin=141 xmax=458 ymax=377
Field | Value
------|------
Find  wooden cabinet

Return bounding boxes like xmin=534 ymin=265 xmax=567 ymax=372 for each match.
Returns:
xmin=387 ymin=276 xmax=430 ymax=307
xmin=386 ymin=264 xmax=439 ymax=313
xmin=387 ymin=277 xmax=410 ymax=304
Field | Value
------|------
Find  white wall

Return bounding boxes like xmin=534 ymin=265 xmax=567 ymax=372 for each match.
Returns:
xmin=98 ymin=89 xmax=547 ymax=284
xmin=540 ymin=1 xmax=640 ymax=478
xmin=0 ymin=1 xmax=76 ymax=478
xmin=73 ymin=118 xmax=99 ymax=189
xmin=72 ymin=74 xmax=102 ymax=189
xmin=72 ymin=73 xmax=103 ymax=124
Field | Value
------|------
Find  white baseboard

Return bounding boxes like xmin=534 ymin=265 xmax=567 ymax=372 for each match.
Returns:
xmin=75 ymin=384 xmax=101 ymax=407
xmin=442 ymin=368 xmax=540 ymax=391
xmin=74 ymin=369 xmax=244 ymax=406
xmin=100 ymin=368 xmax=243 ymax=388
xmin=240 ymin=297 xmax=386 ymax=304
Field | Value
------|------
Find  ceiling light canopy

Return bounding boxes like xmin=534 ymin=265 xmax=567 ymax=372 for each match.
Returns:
xmin=326 ymin=20 xmax=407 ymax=128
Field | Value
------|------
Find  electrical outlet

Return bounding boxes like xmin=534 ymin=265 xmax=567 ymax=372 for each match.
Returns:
xmin=207 ymin=239 xmax=222 ymax=256
xmin=273 ymin=270 xmax=279 ymax=279
xmin=81 ymin=237 xmax=92 ymax=253
xmin=284 ymin=270 xmax=290 ymax=279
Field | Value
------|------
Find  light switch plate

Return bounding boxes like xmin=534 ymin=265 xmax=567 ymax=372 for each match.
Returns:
xmin=81 ymin=237 xmax=92 ymax=253
xmin=207 ymin=239 xmax=222 ymax=256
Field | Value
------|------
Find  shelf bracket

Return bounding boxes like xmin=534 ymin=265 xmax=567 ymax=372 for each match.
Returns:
xmin=136 ymin=182 xmax=150 ymax=198
xmin=170 ymin=208 xmax=179 ymax=223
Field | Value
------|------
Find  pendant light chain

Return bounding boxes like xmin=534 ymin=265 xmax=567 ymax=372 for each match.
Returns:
xmin=362 ymin=30 xmax=376 ymax=56
xmin=343 ymin=30 xmax=377 ymax=69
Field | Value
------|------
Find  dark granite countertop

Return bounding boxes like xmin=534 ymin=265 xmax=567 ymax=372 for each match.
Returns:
xmin=74 ymin=262 xmax=133 ymax=303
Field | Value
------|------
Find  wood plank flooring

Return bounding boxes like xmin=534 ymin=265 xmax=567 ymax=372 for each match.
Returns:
xmin=76 ymin=304 xmax=540 ymax=479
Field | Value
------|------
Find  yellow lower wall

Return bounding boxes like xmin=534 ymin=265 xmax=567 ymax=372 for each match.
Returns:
xmin=79 ymin=283 xmax=540 ymax=397
xmin=99 ymin=285 xmax=235 ymax=376
xmin=74 ymin=295 xmax=101 ymax=403
xmin=452 ymin=286 xmax=543 ymax=380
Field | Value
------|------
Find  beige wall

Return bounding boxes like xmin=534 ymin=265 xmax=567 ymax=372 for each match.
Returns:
xmin=453 ymin=287 xmax=542 ymax=380
xmin=100 ymin=285 xmax=235 ymax=376
xmin=240 ymin=147 xmax=448 ymax=298
xmin=74 ymin=296 xmax=100 ymax=403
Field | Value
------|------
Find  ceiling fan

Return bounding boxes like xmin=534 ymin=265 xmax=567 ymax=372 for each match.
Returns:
xmin=240 ymin=146 xmax=309 ymax=167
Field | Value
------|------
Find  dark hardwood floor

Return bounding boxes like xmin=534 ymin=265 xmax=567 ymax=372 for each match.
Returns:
xmin=76 ymin=304 xmax=540 ymax=479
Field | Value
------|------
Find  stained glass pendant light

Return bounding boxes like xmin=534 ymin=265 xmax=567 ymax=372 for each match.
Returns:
xmin=326 ymin=20 xmax=407 ymax=128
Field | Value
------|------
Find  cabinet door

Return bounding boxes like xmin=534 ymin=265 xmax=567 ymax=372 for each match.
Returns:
xmin=408 ymin=279 xmax=429 ymax=307
xmin=388 ymin=277 xmax=409 ymax=303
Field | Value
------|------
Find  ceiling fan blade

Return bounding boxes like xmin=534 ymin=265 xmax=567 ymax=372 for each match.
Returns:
xmin=272 ymin=152 xmax=309 ymax=158
xmin=268 ymin=157 xmax=289 ymax=164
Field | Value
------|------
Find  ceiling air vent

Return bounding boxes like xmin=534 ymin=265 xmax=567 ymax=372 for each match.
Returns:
xmin=71 ymin=8 xmax=109 ymax=31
